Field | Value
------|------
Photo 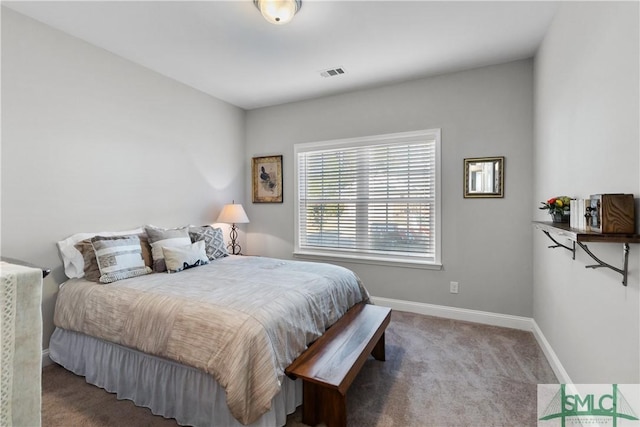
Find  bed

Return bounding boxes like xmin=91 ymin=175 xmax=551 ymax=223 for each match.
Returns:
xmin=50 ymin=251 xmax=369 ymax=427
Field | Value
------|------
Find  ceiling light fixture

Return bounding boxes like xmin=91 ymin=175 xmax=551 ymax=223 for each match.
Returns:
xmin=254 ymin=0 xmax=301 ymax=25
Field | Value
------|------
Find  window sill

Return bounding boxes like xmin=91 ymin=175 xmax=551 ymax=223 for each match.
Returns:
xmin=292 ymin=250 xmax=443 ymax=270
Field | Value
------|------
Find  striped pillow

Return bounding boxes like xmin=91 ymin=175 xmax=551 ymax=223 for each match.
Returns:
xmin=76 ymin=234 xmax=153 ymax=282
xmin=91 ymin=235 xmax=151 ymax=284
xmin=145 ymin=225 xmax=192 ymax=272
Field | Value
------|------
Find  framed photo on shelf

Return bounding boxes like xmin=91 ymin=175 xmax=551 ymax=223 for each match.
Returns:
xmin=252 ymin=155 xmax=283 ymax=203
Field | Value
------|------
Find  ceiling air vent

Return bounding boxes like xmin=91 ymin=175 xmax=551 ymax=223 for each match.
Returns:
xmin=320 ymin=67 xmax=346 ymax=78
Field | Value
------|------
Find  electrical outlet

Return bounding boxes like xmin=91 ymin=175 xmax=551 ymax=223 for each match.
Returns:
xmin=450 ymin=281 xmax=459 ymax=294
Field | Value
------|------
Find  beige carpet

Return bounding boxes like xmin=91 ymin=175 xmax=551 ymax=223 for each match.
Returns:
xmin=42 ymin=310 xmax=557 ymax=426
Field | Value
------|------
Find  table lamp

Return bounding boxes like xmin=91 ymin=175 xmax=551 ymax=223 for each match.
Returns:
xmin=216 ymin=201 xmax=250 ymax=255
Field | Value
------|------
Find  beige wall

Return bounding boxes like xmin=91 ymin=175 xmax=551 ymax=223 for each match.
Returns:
xmin=533 ymin=1 xmax=639 ymax=382
xmin=246 ymin=59 xmax=535 ymax=318
xmin=1 ymin=8 xmax=246 ymax=347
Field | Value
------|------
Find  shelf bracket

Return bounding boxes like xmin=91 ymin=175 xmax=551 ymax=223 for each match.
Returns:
xmin=542 ymin=230 xmax=576 ymax=260
xmin=534 ymin=221 xmax=638 ymax=287
xmin=575 ymin=242 xmax=629 ymax=287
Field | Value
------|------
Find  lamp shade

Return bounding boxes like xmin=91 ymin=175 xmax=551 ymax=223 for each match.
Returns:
xmin=217 ymin=203 xmax=250 ymax=224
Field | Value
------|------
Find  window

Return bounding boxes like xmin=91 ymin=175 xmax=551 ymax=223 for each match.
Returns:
xmin=294 ymin=129 xmax=441 ymax=268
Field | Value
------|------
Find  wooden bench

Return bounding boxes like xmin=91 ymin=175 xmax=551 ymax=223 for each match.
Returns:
xmin=285 ymin=303 xmax=391 ymax=427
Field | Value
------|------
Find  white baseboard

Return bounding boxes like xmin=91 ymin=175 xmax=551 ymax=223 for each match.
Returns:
xmin=371 ymin=296 xmax=534 ymax=331
xmin=371 ymin=296 xmax=571 ymax=383
xmin=42 ymin=349 xmax=53 ymax=368
xmin=531 ymin=320 xmax=572 ymax=384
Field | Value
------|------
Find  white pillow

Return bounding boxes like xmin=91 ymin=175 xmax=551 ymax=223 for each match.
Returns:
xmin=57 ymin=227 xmax=144 ymax=279
xmin=163 ymin=241 xmax=209 ymax=273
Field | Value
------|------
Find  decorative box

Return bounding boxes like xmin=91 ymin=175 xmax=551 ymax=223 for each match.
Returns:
xmin=589 ymin=194 xmax=635 ymax=233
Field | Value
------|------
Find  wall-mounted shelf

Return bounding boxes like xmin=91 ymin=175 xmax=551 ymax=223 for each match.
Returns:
xmin=533 ymin=221 xmax=640 ymax=286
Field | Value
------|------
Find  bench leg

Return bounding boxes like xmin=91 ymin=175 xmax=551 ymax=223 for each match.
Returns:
xmin=302 ymin=382 xmax=347 ymax=427
xmin=302 ymin=382 xmax=319 ymax=426
xmin=371 ymin=332 xmax=385 ymax=361
xmin=321 ymin=387 xmax=347 ymax=427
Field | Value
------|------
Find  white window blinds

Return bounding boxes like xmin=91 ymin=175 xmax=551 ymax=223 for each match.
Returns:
xmin=295 ymin=129 xmax=441 ymax=265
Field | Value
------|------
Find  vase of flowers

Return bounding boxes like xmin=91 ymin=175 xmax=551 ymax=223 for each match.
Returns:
xmin=540 ymin=196 xmax=571 ymax=223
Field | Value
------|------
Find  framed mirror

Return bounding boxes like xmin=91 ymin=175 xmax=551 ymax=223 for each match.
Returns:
xmin=464 ymin=156 xmax=504 ymax=198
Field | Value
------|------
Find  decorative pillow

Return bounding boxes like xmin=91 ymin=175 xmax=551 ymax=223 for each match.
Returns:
xmin=75 ymin=234 xmax=154 ymax=282
xmin=91 ymin=235 xmax=151 ymax=284
xmin=163 ymin=241 xmax=210 ymax=273
xmin=145 ymin=225 xmax=192 ymax=272
xmin=57 ymin=227 xmax=145 ymax=279
xmin=138 ymin=235 xmax=154 ymax=268
xmin=74 ymin=240 xmax=102 ymax=282
xmin=189 ymin=226 xmax=229 ymax=260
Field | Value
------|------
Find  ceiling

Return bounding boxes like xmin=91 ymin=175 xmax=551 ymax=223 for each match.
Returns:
xmin=3 ymin=1 xmax=558 ymax=110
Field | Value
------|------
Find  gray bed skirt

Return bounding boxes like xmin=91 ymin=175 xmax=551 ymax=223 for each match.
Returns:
xmin=49 ymin=328 xmax=302 ymax=427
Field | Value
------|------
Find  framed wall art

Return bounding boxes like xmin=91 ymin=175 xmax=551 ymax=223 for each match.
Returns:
xmin=252 ymin=155 xmax=283 ymax=203
xmin=463 ymin=156 xmax=504 ymax=198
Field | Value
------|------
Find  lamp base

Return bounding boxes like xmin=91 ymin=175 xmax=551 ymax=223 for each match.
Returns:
xmin=228 ymin=223 xmax=242 ymax=255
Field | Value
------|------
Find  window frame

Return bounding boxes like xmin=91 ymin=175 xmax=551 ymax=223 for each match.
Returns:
xmin=293 ymin=129 xmax=442 ymax=270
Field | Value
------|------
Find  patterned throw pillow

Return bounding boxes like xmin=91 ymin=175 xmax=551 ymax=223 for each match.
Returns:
xmin=163 ymin=241 xmax=210 ymax=273
xmin=189 ymin=226 xmax=229 ymax=260
xmin=57 ymin=227 xmax=145 ymax=279
xmin=76 ymin=234 xmax=153 ymax=282
xmin=145 ymin=225 xmax=192 ymax=272
xmin=91 ymin=235 xmax=151 ymax=284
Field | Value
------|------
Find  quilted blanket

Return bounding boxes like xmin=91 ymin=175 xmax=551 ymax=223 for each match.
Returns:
xmin=54 ymin=256 xmax=369 ymax=424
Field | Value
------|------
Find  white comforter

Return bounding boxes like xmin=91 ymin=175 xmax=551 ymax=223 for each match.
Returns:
xmin=53 ymin=256 xmax=369 ymax=424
